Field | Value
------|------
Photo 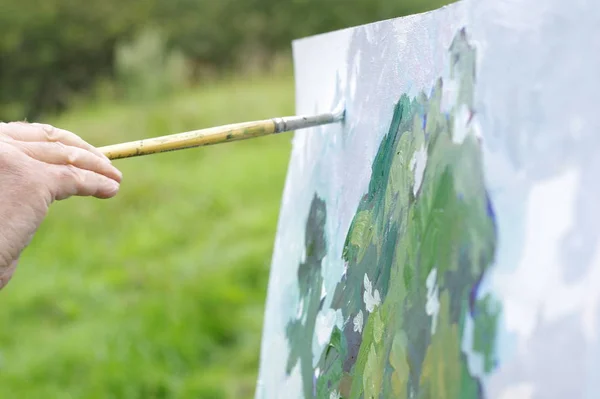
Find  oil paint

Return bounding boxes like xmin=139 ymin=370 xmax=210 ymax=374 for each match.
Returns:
xmin=257 ymin=0 xmax=600 ymax=398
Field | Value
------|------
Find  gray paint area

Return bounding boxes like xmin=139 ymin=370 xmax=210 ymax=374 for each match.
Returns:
xmin=469 ymin=0 xmax=600 ymax=398
xmin=255 ymin=0 xmax=600 ymax=397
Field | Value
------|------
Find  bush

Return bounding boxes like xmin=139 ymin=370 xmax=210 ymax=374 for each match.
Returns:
xmin=115 ymin=27 xmax=190 ymax=102
xmin=0 ymin=0 xmax=152 ymax=120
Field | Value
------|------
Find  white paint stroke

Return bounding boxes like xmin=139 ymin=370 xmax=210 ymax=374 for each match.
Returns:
xmin=494 ymin=167 xmax=580 ymax=340
xmin=425 ymin=268 xmax=440 ymax=335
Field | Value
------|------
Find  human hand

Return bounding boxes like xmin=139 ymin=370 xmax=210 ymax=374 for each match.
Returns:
xmin=0 ymin=121 xmax=122 ymax=290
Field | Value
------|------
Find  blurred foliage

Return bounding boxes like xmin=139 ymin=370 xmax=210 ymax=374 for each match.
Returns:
xmin=0 ymin=0 xmax=152 ymax=119
xmin=114 ymin=28 xmax=190 ymax=101
xmin=0 ymin=0 xmax=452 ymax=120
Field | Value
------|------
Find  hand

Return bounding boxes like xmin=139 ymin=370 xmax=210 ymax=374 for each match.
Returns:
xmin=0 ymin=121 xmax=122 ymax=290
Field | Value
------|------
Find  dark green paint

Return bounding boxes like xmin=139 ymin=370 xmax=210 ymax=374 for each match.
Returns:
xmin=316 ymin=327 xmax=348 ymax=398
xmin=472 ymin=294 xmax=500 ymax=374
xmin=285 ymin=194 xmax=328 ymax=398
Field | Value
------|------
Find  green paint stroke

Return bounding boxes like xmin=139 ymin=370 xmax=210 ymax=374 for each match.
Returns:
xmin=285 ymin=28 xmax=501 ymax=398
xmin=286 ymin=194 xmax=328 ymax=398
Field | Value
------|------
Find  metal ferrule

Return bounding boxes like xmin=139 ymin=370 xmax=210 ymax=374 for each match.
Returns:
xmin=271 ymin=104 xmax=344 ymax=134
xmin=271 ymin=114 xmax=329 ymax=133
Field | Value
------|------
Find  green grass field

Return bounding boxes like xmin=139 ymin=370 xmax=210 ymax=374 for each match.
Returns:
xmin=0 ymin=73 xmax=295 ymax=398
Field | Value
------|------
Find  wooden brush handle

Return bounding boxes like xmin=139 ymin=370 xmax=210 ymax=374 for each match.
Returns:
xmin=99 ymin=120 xmax=277 ymax=160
xmin=98 ymin=107 xmax=344 ymax=160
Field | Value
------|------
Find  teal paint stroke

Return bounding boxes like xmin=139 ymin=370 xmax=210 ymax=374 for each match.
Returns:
xmin=285 ymin=194 xmax=328 ymax=397
xmin=284 ymin=28 xmax=501 ymax=398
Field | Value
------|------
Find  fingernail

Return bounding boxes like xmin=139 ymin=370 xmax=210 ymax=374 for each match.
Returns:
xmin=109 ymin=180 xmax=120 ymax=194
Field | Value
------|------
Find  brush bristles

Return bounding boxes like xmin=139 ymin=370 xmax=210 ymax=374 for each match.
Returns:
xmin=331 ymin=101 xmax=346 ymax=121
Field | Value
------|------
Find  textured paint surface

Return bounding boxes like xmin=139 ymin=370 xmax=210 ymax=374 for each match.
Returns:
xmin=282 ymin=29 xmax=499 ymax=399
xmin=257 ymin=1 xmax=600 ymax=398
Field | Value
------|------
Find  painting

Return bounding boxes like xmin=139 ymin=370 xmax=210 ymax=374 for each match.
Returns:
xmin=257 ymin=0 xmax=600 ymax=398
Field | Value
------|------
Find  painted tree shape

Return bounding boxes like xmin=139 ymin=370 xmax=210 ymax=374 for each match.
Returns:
xmin=287 ymin=29 xmax=501 ymax=399
xmin=319 ymin=28 xmax=499 ymax=399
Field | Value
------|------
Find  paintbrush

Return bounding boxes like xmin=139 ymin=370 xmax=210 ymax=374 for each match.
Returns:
xmin=99 ymin=102 xmax=345 ymax=160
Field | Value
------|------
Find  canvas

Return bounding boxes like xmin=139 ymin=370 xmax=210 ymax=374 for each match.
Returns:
xmin=256 ymin=0 xmax=600 ymax=398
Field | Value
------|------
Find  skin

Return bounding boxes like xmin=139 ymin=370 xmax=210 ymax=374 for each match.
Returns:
xmin=0 ymin=121 xmax=122 ymax=291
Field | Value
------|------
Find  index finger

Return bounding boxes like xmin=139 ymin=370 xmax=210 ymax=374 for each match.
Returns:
xmin=0 ymin=122 xmax=109 ymax=161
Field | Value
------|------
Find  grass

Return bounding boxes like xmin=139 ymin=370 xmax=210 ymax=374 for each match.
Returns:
xmin=0 ymin=72 xmax=295 ymax=398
